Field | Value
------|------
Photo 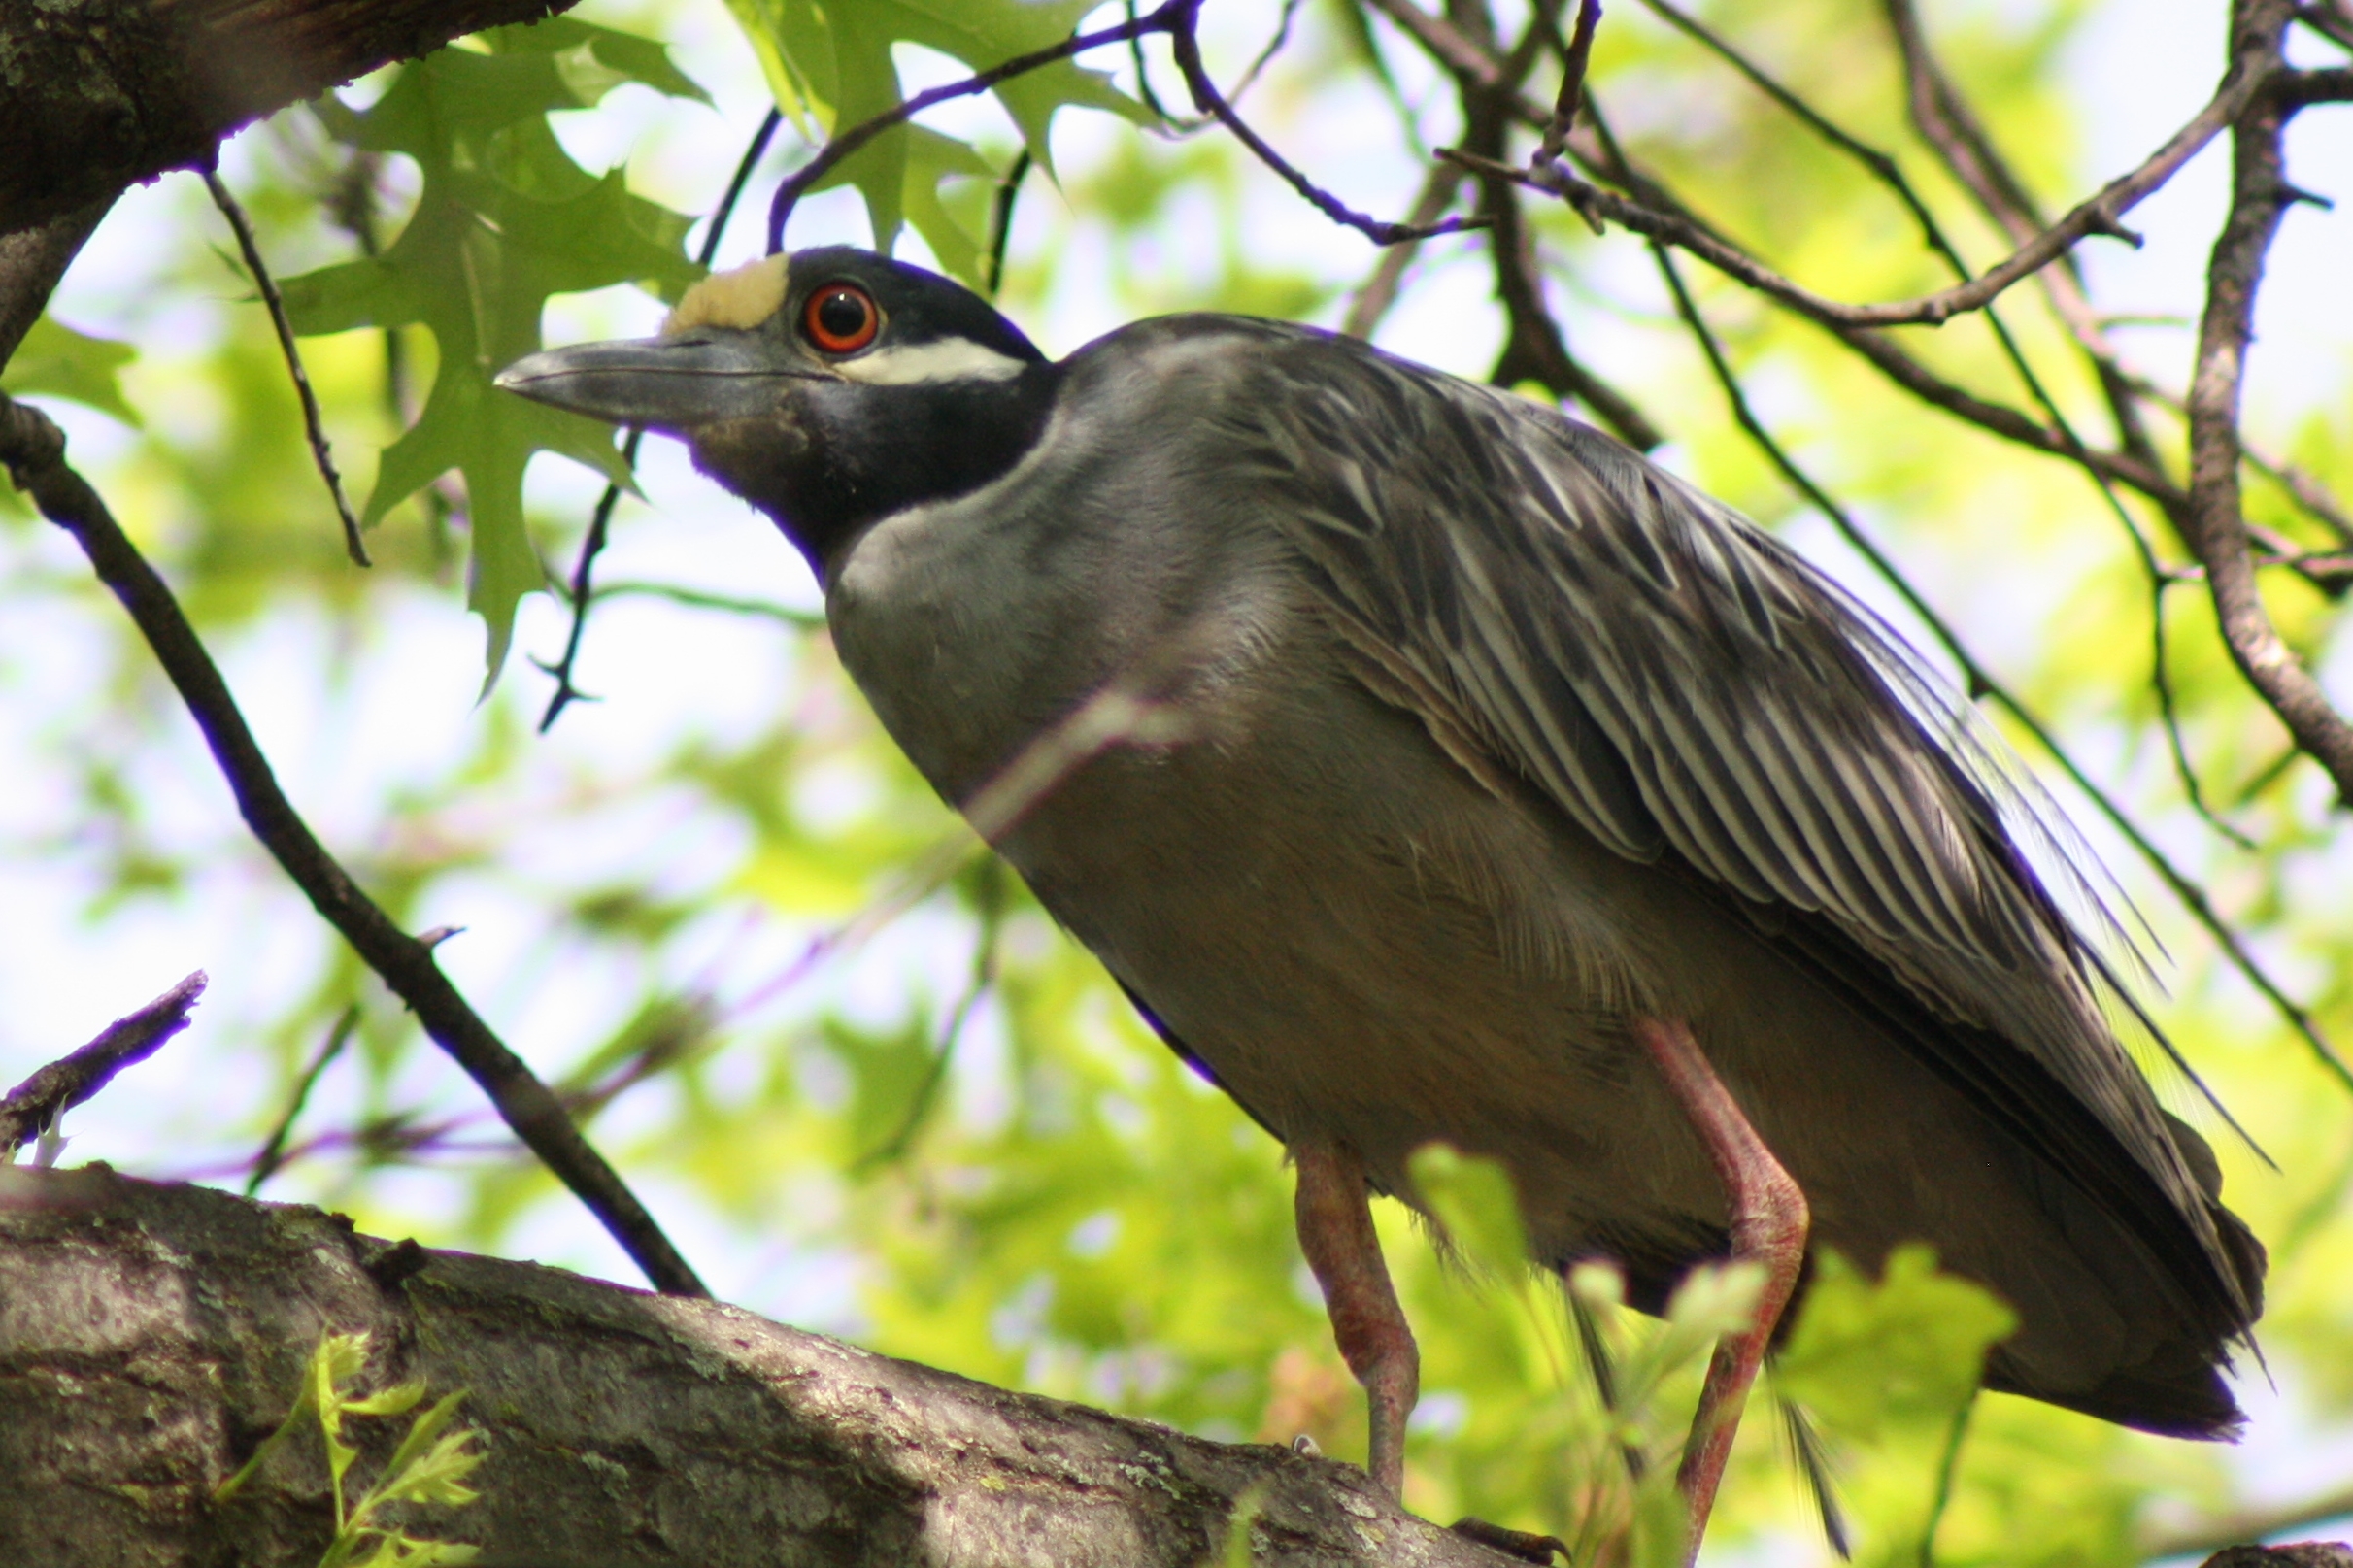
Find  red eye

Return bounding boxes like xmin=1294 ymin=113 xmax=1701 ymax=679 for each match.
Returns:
xmin=803 ymin=284 xmax=880 ymax=353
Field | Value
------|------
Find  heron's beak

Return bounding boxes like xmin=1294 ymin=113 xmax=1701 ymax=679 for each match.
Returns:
xmin=493 ymin=331 xmax=821 ymax=430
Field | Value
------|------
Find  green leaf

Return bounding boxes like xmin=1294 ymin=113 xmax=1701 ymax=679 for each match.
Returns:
xmin=817 ymin=127 xmax=996 ymax=290
xmin=3 ymin=317 xmax=142 ymax=427
xmin=1774 ymin=1245 xmax=2017 ymax=1441
xmin=723 ymin=0 xmax=1145 ymax=250
xmin=282 ymin=21 xmax=705 ymax=683
xmin=1219 ymin=1481 xmax=1269 ymax=1568
xmin=1408 ymin=1142 xmax=1528 ymax=1281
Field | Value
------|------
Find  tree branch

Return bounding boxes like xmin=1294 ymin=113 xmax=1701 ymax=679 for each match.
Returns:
xmin=2185 ymin=0 xmax=2353 ymax=806
xmin=0 ymin=1170 xmax=1518 ymax=1568
xmin=0 ymin=390 xmax=708 ymax=1297
xmin=1455 ymin=17 xmax=1663 ymax=450
xmin=204 ymin=168 xmax=369 ymax=568
xmin=540 ymin=107 xmax=784 ymax=732
xmin=0 ymin=198 xmax=115 ymax=372
xmin=768 ymin=1 xmax=1192 ymax=252
xmin=0 ymin=974 xmax=208 ymax=1158
xmin=1166 ymin=5 xmax=1488 ymax=246
xmin=0 ymin=0 xmax=588 ymax=233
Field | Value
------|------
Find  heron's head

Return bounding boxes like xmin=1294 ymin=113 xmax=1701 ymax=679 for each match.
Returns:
xmin=495 ymin=247 xmax=1055 ymax=574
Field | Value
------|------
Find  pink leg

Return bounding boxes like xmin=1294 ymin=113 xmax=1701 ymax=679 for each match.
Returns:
xmin=1633 ymin=1018 xmax=1810 ymax=1561
xmin=1294 ymin=1138 xmax=1419 ymax=1499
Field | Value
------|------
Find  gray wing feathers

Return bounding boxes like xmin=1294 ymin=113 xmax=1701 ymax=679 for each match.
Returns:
xmin=1170 ymin=321 xmax=2248 ymax=1318
xmin=1220 ymin=331 xmax=2047 ymax=983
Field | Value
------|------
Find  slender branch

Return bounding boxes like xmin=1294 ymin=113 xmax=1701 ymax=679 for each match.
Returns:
xmin=245 ymin=1004 xmax=357 ymax=1195
xmin=769 ymin=1 xmax=1191 ymax=252
xmin=0 ymin=972 xmax=207 ymax=1157
xmin=1227 ymin=0 xmax=1308 ymax=106
xmin=1658 ymin=4 xmax=2245 ymax=844
xmin=1123 ymin=0 xmax=1191 ymax=128
xmin=1374 ymin=0 xmax=2277 ymax=550
xmin=540 ymin=107 xmax=785 ymax=733
xmin=1869 ymin=1 xmax=2235 ymax=836
xmin=1460 ymin=18 xmax=1663 ymax=450
xmin=1372 ymin=0 xmax=2194 ymax=509
xmin=2292 ymin=0 xmax=2353 ymax=50
xmin=1648 ymin=249 xmax=2353 ymax=1097
xmin=1436 ymin=20 xmax=2285 ymax=327
xmin=986 ymin=149 xmax=1034 ymax=299
xmin=1167 ymin=7 xmax=1489 ymax=245
xmin=204 ymin=169 xmax=369 ymax=567
xmin=591 ymin=580 xmax=825 ymax=627
xmin=1535 ymin=0 xmax=1602 ymax=165
xmin=0 ymin=389 xmax=708 ymax=1296
xmin=1881 ymin=4 xmax=2353 ymax=584
xmin=2184 ymin=0 xmax=2353 ymax=807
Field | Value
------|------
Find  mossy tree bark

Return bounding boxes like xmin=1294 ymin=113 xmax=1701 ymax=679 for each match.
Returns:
xmin=0 ymin=1167 xmax=1517 ymax=1567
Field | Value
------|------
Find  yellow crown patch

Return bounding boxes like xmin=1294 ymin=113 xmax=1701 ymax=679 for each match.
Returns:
xmin=665 ymin=255 xmax=789 ymax=334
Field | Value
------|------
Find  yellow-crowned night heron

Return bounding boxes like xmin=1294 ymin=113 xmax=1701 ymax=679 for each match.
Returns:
xmin=498 ymin=247 xmax=2266 ymax=1549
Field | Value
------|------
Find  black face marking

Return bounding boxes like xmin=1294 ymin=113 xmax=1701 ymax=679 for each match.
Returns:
xmin=667 ymin=249 xmax=1059 ymax=574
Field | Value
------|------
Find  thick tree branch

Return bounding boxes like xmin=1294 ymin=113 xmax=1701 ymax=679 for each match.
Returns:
xmin=0 ymin=198 xmax=115 ymax=372
xmin=0 ymin=0 xmax=584 ymax=234
xmin=2186 ymin=0 xmax=2353 ymax=805
xmin=0 ymin=1170 xmax=1520 ymax=1568
xmin=0 ymin=391 xmax=706 ymax=1297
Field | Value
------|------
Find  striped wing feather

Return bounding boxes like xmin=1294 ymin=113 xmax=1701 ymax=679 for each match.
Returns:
xmin=1196 ymin=322 xmax=2253 ymax=1339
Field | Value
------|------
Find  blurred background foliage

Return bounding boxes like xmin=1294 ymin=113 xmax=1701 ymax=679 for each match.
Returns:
xmin=3 ymin=0 xmax=2350 ymax=1563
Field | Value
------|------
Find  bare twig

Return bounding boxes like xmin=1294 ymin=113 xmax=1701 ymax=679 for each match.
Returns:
xmin=1536 ymin=0 xmax=1602 ymax=166
xmin=1123 ymin=0 xmax=1192 ymax=128
xmin=204 ymin=169 xmax=368 ymax=568
xmin=1372 ymin=2 xmax=2192 ymax=508
xmin=244 ymin=1005 xmax=357 ymax=1195
xmin=769 ymin=1 xmax=1191 ymax=251
xmin=2184 ymin=0 xmax=2353 ymax=807
xmin=1457 ymin=15 xmax=1663 ymax=450
xmin=540 ymin=107 xmax=784 ymax=733
xmin=0 ymin=389 xmax=708 ymax=1296
xmin=1227 ymin=0 xmax=1308 ymax=106
xmin=986 ymin=149 xmax=1034 ymax=299
xmin=1659 ymin=4 xmax=2245 ymax=845
xmin=1443 ymin=43 xmax=2259 ymax=334
xmin=1648 ymin=249 xmax=2353 ymax=1097
xmin=591 ymin=580 xmax=825 ymax=627
xmin=0 ymin=972 xmax=207 ymax=1158
xmin=1167 ymin=7 xmax=1489 ymax=245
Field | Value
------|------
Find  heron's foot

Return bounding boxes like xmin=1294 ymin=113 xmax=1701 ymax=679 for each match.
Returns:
xmin=1450 ymin=1517 xmax=1570 ymax=1563
xmin=1294 ymin=1138 xmax=1422 ymax=1500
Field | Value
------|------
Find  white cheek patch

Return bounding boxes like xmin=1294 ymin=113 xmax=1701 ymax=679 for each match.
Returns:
xmin=666 ymin=255 xmax=789 ymax=334
xmin=834 ymin=337 xmax=1029 ymax=385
